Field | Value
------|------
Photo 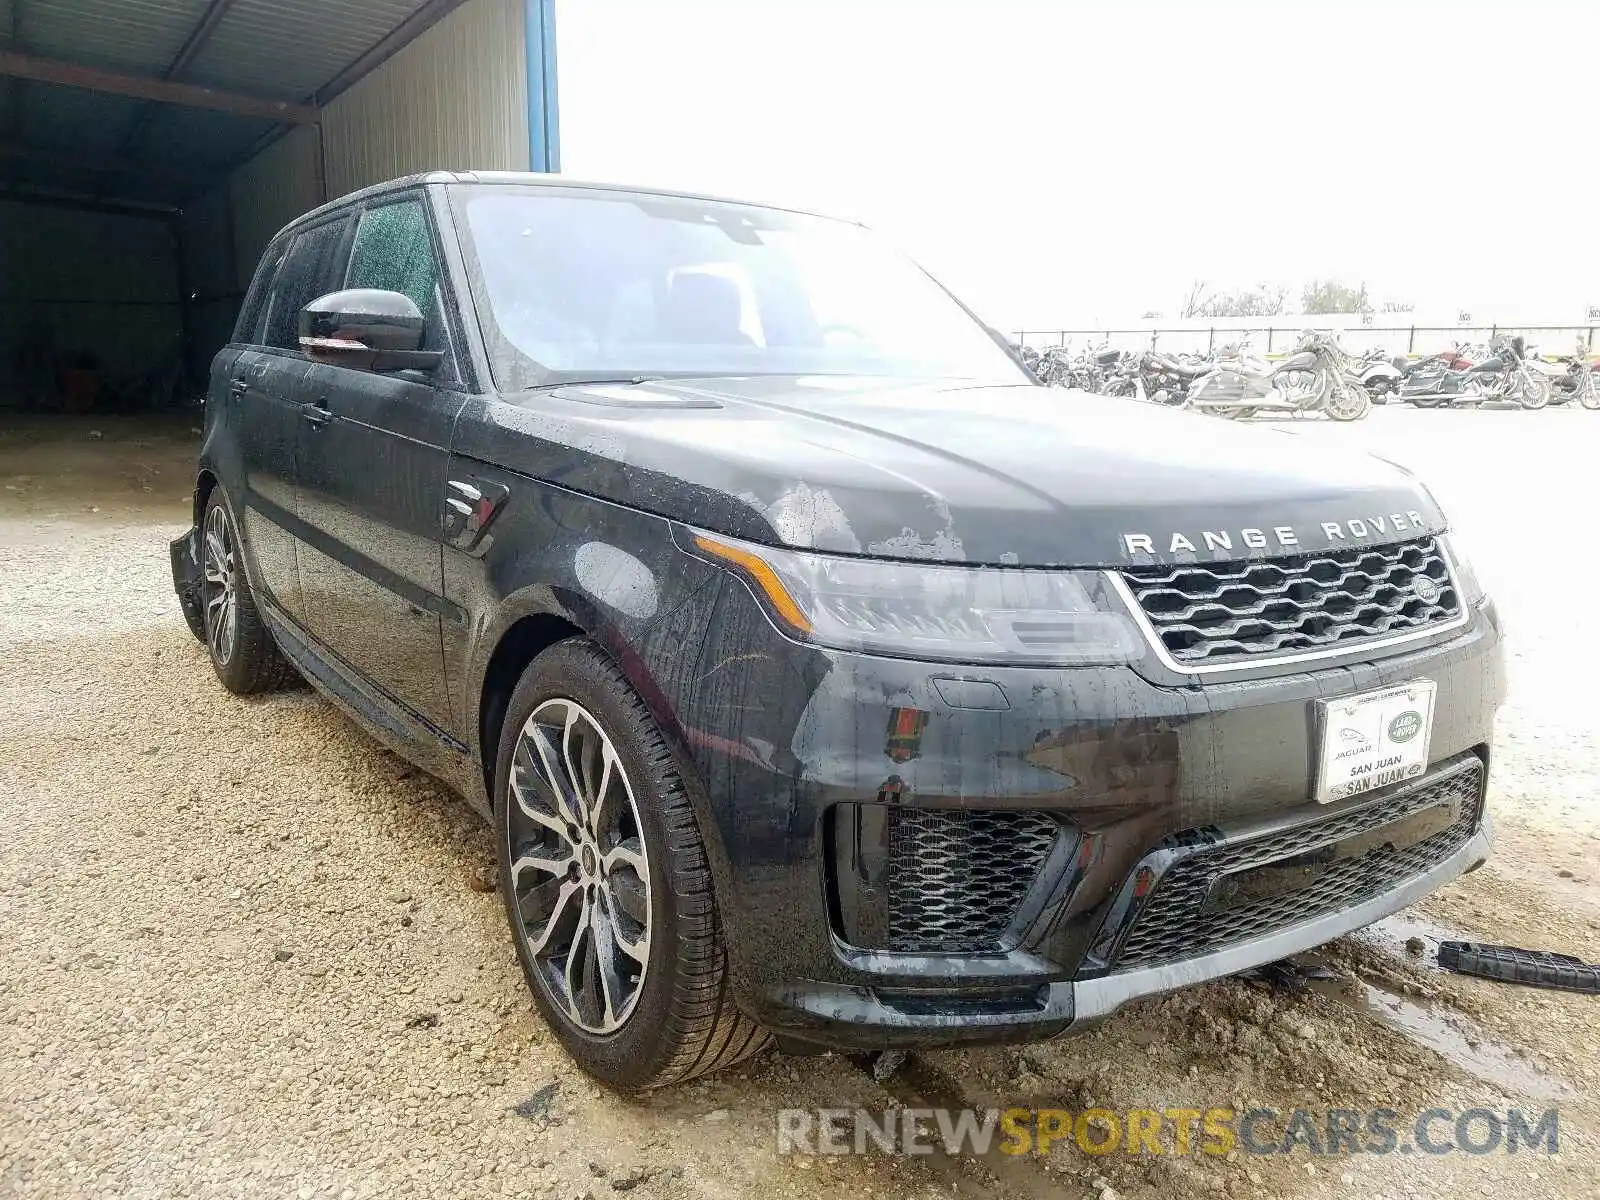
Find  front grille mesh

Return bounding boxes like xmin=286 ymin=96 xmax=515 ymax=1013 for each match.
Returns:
xmin=1121 ymin=537 xmax=1460 ymax=665
xmin=887 ymin=810 xmax=1059 ymax=953
xmin=1112 ymin=757 xmax=1483 ymax=972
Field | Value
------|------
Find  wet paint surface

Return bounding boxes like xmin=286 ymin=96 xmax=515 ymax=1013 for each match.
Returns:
xmin=176 ymin=177 xmax=1509 ymax=1052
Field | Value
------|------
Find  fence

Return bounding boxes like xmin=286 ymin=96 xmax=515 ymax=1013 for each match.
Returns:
xmin=1013 ymin=325 xmax=1600 ymax=359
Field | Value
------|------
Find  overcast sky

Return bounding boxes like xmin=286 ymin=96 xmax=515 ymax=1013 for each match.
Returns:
xmin=556 ymin=0 xmax=1597 ymax=332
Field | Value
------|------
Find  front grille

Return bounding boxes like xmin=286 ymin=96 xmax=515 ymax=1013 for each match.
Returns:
xmin=1111 ymin=756 xmax=1483 ymax=972
xmin=886 ymin=809 xmax=1059 ymax=953
xmin=1120 ymin=536 xmax=1461 ymax=666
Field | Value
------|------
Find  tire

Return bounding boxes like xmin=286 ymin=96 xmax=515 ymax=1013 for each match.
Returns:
xmin=200 ymin=489 xmax=298 ymax=695
xmin=494 ymin=639 xmax=769 ymax=1092
xmin=1516 ymin=374 xmax=1551 ymax=410
xmin=1579 ymin=374 xmax=1600 ymax=410
xmin=1324 ymin=376 xmax=1371 ymax=422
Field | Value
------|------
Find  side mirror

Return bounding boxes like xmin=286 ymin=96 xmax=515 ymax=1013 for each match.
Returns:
xmin=299 ymin=289 xmax=443 ymax=372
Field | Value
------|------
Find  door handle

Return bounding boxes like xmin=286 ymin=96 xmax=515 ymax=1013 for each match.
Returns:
xmin=229 ymin=378 xmax=249 ymax=400
xmin=302 ymin=396 xmax=332 ymax=428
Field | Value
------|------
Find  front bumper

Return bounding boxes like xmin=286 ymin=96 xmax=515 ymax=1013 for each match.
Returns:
xmin=774 ymin=815 xmax=1492 ymax=1047
xmin=665 ymin=574 xmax=1505 ymax=1050
xmin=170 ymin=527 xmax=206 ymax=643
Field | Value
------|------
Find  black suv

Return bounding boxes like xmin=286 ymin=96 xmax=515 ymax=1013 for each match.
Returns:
xmin=172 ymin=172 xmax=1504 ymax=1092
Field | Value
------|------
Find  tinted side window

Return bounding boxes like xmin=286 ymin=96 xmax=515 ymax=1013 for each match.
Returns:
xmin=346 ymin=199 xmax=441 ymax=322
xmin=261 ymin=218 xmax=350 ymax=351
xmin=233 ymin=240 xmax=285 ymax=344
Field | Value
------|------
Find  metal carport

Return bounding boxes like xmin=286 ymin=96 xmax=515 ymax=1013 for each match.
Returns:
xmin=0 ymin=0 xmax=558 ymax=413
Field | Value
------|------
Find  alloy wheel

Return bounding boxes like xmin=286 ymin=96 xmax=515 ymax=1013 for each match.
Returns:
xmin=1517 ymin=372 xmax=1551 ymax=410
xmin=1324 ymin=375 xmax=1369 ymax=420
xmin=506 ymin=698 xmax=652 ymax=1035
xmin=1579 ymin=373 xmax=1600 ymax=410
xmin=202 ymin=503 xmax=238 ymax=666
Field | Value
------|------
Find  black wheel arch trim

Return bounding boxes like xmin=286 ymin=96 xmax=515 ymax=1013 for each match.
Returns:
xmin=466 ymin=580 xmax=743 ymax=921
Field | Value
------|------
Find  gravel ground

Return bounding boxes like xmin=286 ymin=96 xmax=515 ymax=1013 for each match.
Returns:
xmin=2 ymin=410 xmax=1597 ymax=1200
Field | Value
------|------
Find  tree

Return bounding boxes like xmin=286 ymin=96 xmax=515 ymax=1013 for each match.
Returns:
xmin=1302 ymin=278 xmax=1372 ymax=315
xmin=1179 ymin=279 xmax=1288 ymax=319
xmin=1179 ymin=280 xmax=1213 ymax=320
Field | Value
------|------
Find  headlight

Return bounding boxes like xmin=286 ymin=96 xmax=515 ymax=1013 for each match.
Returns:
xmin=685 ymin=529 xmax=1143 ymax=666
xmin=1441 ymin=533 xmax=1487 ymax=606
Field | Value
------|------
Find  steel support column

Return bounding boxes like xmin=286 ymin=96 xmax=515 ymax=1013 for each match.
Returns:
xmin=525 ymin=0 xmax=560 ymax=172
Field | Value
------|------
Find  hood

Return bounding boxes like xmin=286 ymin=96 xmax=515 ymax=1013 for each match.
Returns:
xmin=460 ymin=376 xmax=1444 ymax=567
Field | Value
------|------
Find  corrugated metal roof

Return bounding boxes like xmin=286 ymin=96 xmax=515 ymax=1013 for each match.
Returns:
xmin=185 ymin=0 xmax=426 ymax=100
xmin=1 ymin=0 xmax=448 ymax=208
xmin=21 ymin=0 xmax=213 ymax=77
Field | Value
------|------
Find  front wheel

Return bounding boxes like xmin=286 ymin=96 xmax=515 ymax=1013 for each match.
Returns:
xmin=1578 ymin=373 xmax=1600 ymax=410
xmin=495 ymin=639 xmax=769 ymax=1092
xmin=1516 ymin=373 xmax=1551 ymax=410
xmin=1324 ymin=376 xmax=1372 ymax=421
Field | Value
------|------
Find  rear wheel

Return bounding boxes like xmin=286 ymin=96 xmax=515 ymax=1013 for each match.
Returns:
xmin=495 ymin=639 xmax=769 ymax=1092
xmin=200 ymin=489 xmax=297 ymax=694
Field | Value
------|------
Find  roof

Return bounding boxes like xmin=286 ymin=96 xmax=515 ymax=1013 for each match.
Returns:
xmin=0 ymin=0 xmax=464 ymax=212
xmin=278 ymin=170 xmax=856 ymax=238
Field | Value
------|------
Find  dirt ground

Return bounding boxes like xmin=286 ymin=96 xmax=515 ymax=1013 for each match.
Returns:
xmin=1 ymin=407 xmax=1596 ymax=1200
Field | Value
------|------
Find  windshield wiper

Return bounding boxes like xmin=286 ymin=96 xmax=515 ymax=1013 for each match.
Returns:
xmin=523 ymin=374 xmax=665 ymax=391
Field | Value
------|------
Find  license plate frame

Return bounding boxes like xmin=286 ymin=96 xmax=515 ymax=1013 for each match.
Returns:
xmin=1313 ymin=680 xmax=1437 ymax=804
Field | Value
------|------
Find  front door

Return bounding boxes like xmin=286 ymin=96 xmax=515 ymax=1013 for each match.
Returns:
xmin=293 ymin=195 xmax=465 ymax=736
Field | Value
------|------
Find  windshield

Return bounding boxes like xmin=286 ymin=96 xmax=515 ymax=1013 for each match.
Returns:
xmin=450 ymin=185 xmax=1027 ymax=390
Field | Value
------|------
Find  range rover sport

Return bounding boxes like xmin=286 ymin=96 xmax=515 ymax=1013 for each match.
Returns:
xmin=171 ymin=172 xmax=1505 ymax=1092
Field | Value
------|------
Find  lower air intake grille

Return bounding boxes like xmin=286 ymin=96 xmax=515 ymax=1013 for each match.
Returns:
xmin=886 ymin=809 xmax=1059 ymax=953
xmin=1112 ymin=756 xmax=1483 ymax=972
xmin=1120 ymin=536 xmax=1461 ymax=666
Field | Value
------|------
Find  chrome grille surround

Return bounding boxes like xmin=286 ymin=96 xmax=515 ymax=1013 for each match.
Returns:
xmin=1114 ymin=537 xmax=1466 ymax=671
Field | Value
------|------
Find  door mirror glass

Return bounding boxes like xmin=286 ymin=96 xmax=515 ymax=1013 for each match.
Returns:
xmin=299 ymin=289 xmax=443 ymax=372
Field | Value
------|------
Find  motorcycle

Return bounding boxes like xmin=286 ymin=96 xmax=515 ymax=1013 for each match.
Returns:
xmin=1549 ymin=350 xmax=1600 ymax=409
xmin=1397 ymin=343 xmax=1487 ymax=408
xmin=1128 ymin=350 xmax=1208 ymax=406
xmin=1353 ymin=347 xmax=1404 ymax=403
xmin=1462 ymin=335 xmax=1552 ymax=409
xmin=1026 ymin=345 xmax=1077 ymax=387
xmin=1070 ymin=344 xmax=1123 ymax=393
xmin=1187 ymin=331 xmax=1370 ymax=421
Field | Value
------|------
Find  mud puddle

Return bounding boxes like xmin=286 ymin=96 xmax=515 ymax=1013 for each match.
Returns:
xmin=1302 ymin=914 xmax=1574 ymax=1102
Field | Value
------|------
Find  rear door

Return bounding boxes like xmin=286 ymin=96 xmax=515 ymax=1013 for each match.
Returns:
xmin=293 ymin=193 xmax=466 ymax=735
